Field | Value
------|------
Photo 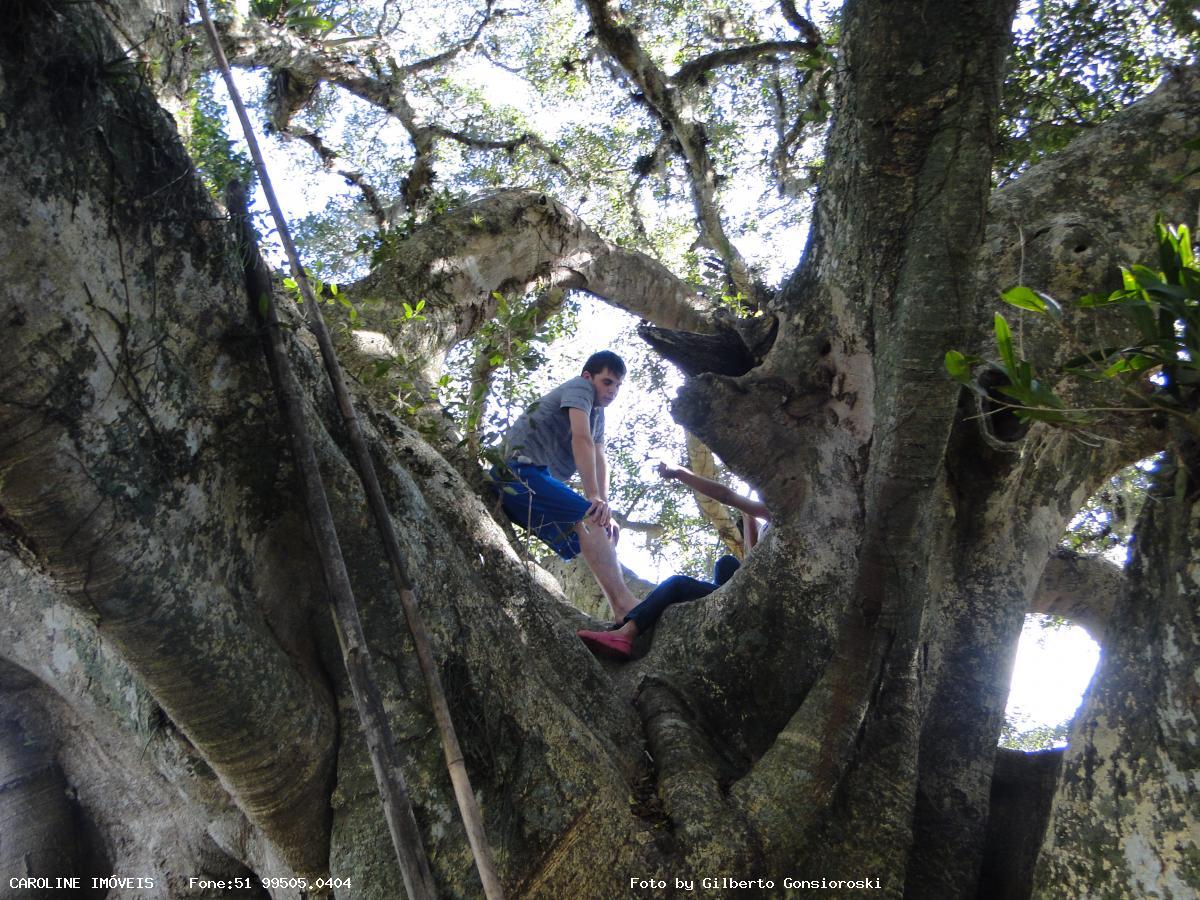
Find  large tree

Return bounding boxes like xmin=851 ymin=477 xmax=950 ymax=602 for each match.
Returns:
xmin=1 ymin=0 xmax=1197 ymax=897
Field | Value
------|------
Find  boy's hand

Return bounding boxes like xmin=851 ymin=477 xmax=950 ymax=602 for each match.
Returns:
xmin=655 ymin=461 xmax=684 ymax=480
xmin=586 ymin=496 xmax=612 ymax=527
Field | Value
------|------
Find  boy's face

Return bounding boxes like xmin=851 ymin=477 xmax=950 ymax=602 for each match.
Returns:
xmin=583 ymin=368 xmax=624 ymax=407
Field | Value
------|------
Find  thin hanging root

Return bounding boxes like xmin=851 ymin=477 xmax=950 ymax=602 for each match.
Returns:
xmin=197 ymin=3 xmax=504 ymax=898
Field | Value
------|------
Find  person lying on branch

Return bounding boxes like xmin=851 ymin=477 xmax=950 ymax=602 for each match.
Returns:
xmin=576 ymin=460 xmax=770 ymax=660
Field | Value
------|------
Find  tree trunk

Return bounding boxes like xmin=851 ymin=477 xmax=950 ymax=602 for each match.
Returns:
xmin=1034 ymin=444 xmax=1200 ymax=897
xmin=2 ymin=1 xmax=1199 ymax=898
xmin=0 ymin=711 xmax=80 ymax=895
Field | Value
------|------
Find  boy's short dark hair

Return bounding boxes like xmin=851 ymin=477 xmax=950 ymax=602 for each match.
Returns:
xmin=583 ymin=350 xmax=626 ymax=378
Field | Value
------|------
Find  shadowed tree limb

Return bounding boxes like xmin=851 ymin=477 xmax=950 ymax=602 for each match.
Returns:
xmin=1029 ymin=549 xmax=1122 ymax=641
xmin=779 ymin=0 xmax=822 ymax=43
xmin=636 ymin=677 xmax=757 ymax=869
xmin=674 ymin=39 xmax=819 ymax=86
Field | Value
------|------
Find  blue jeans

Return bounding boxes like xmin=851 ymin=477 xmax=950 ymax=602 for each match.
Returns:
xmin=625 ymin=555 xmax=740 ymax=634
xmin=490 ymin=461 xmax=591 ymax=559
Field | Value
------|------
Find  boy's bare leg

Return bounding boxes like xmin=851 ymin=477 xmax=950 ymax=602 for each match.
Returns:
xmin=575 ymin=522 xmax=639 ymax=621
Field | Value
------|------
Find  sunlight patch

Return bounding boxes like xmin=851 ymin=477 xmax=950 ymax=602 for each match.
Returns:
xmin=1001 ymin=614 xmax=1101 ymax=750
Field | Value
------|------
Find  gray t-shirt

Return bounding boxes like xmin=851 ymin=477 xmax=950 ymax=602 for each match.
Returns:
xmin=503 ymin=376 xmax=604 ymax=482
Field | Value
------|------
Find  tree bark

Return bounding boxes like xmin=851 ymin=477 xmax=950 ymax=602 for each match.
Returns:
xmin=3 ymin=2 xmax=1200 ymax=898
xmin=1029 ymin=550 xmax=1123 ymax=641
xmin=339 ymin=188 xmax=715 ymax=395
xmin=1034 ymin=445 xmax=1200 ymax=897
xmin=0 ymin=712 xmax=80 ymax=894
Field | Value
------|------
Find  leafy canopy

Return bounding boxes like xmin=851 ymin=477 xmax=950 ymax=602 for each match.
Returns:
xmin=189 ymin=0 xmax=1198 ymax=575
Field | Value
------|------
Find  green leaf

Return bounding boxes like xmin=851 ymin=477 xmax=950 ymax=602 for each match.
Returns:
xmin=944 ymin=350 xmax=975 ymax=382
xmin=1001 ymin=285 xmax=1061 ymax=319
xmin=1102 ymin=354 xmax=1156 ymax=377
xmin=994 ymin=312 xmax=1017 ymax=378
xmin=1174 ymin=223 xmax=1194 ymax=269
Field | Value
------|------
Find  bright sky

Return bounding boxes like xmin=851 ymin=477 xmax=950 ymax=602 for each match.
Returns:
xmin=1007 ymin=617 xmax=1100 ymax=737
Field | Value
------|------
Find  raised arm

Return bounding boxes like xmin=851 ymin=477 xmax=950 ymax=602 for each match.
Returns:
xmin=656 ymin=462 xmax=770 ymax=521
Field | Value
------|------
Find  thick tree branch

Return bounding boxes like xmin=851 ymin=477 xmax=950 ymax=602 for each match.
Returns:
xmin=611 ymin=513 xmax=665 ymax=539
xmin=345 ymin=189 xmax=714 ymax=387
xmin=1 ymin=14 xmax=340 ymax=873
xmin=638 ymin=317 xmax=777 ymax=377
xmin=686 ymin=433 xmax=744 ymax=557
xmin=0 ymin=699 xmax=80 ymax=879
xmin=636 ymin=678 xmax=755 ymax=870
xmin=0 ymin=546 xmax=288 ymax=883
xmin=1029 ymin=549 xmax=1122 ymax=640
xmin=732 ymin=619 xmax=881 ymax=864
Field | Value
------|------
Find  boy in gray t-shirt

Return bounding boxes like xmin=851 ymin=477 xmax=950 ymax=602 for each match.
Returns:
xmin=493 ymin=350 xmax=640 ymax=621
xmin=502 ymin=375 xmax=605 ymax=482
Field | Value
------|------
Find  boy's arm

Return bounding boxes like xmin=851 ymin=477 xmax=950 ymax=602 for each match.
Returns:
xmin=657 ymin=462 xmax=770 ymax=520
xmin=743 ymin=512 xmax=761 ymax=554
xmin=569 ymin=408 xmax=609 ymax=524
xmin=596 ymin=442 xmax=619 ymax=540
xmin=595 ymin=442 xmax=608 ymax=501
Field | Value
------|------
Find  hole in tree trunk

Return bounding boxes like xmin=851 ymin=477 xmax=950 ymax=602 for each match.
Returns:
xmin=978 ymin=367 xmax=1030 ymax=444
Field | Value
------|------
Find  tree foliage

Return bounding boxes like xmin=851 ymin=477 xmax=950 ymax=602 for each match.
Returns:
xmin=998 ymin=0 xmax=1198 ymax=179
xmin=5 ymin=0 xmax=1200 ymax=894
xmin=948 ymin=220 xmax=1200 ymax=431
xmin=187 ymin=0 xmax=1199 ymax=573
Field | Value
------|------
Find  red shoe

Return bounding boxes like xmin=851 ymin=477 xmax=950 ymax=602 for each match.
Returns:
xmin=577 ymin=629 xmax=633 ymax=660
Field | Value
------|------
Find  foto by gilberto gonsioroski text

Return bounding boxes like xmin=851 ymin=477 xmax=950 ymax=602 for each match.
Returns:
xmin=629 ymin=875 xmax=884 ymax=892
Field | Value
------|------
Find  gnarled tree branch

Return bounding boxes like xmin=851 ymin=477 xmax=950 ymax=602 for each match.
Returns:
xmin=685 ymin=433 xmax=743 ymax=557
xmin=1030 ymin=549 xmax=1122 ymax=641
xmin=193 ymin=13 xmax=559 ymax=212
xmin=344 ymin=188 xmax=715 ymax=387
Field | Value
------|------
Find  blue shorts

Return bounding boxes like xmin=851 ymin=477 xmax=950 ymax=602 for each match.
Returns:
xmin=491 ymin=461 xmax=591 ymax=560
